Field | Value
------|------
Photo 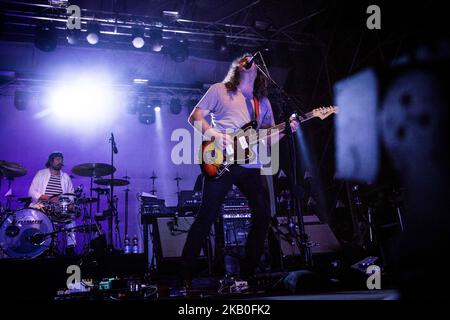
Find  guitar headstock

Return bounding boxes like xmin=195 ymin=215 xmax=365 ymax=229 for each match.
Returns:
xmin=311 ymin=106 xmax=338 ymax=120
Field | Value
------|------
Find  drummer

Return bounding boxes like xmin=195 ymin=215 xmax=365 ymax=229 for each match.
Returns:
xmin=28 ymin=151 xmax=77 ymax=254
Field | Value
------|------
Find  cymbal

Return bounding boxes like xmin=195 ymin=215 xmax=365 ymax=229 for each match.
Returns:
xmin=94 ymin=178 xmax=130 ymax=187
xmin=71 ymin=163 xmax=116 ymax=178
xmin=91 ymin=187 xmax=109 ymax=193
xmin=0 ymin=160 xmax=27 ymax=178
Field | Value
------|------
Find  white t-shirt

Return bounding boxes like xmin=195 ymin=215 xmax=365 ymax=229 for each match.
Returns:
xmin=196 ymin=82 xmax=275 ymax=131
xmin=196 ymin=82 xmax=276 ymax=168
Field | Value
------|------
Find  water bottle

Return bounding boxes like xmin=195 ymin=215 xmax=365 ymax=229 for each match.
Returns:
xmin=132 ymin=235 xmax=139 ymax=253
xmin=124 ymin=235 xmax=131 ymax=254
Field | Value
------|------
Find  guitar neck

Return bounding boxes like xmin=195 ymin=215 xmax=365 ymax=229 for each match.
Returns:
xmin=267 ymin=111 xmax=318 ymax=133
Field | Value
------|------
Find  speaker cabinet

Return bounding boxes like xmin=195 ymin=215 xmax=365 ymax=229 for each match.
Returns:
xmin=154 ymin=216 xmax=214 ymax=259
xmin=273 ymin=216 xmax=341 ymax=258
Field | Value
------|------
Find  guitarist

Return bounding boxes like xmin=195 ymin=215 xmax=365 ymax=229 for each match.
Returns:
xmin=181 ymin=54 xmax=299 ymax=287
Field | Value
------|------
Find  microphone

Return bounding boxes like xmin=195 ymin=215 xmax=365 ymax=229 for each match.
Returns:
xmin=111 ymin=133 xmax=118 ymax=154
xmin=244 ymin=52 xmax=258 ymax=69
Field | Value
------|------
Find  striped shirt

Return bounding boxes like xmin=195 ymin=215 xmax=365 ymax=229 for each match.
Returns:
xmin=45 ymin=174 xmax=63 ymax=196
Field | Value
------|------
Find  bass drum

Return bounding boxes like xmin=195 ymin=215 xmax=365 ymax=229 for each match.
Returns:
xmin=0 ymin=208 xmax=54 ymax=259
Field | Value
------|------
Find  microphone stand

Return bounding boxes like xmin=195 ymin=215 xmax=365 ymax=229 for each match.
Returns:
xmin=254 ymin=55 xmax=313 ymax=268
xmin=108 ymin=133 xmax=119 ymax=251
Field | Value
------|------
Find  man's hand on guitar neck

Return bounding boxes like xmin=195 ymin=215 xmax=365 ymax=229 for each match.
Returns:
xmin=289 ymin=115 xmax=300 ymax=133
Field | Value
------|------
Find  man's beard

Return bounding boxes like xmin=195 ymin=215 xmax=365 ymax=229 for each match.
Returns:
xmin=52 ymin=164 xmax=63 ymax=170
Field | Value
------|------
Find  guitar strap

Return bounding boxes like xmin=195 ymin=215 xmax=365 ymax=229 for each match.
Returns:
xmin=253 ymin=96 xmax=260 ymax=126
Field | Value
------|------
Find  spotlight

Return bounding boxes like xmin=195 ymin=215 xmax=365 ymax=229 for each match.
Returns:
xmin=86 ymin=23 xmax=100 ymax=45
xmin=169 ymin=39 xmax=189 ymax=62
xmin=213 ymin=35 xmax=227 ymax=53
xmin=138 ymin=105 xmax=156 ymax=124
xmin=14 ymin=90 xmax=32 ymax=110
xmin=132 ymin=27 xmax=145 ymax=49
xmin=148 ymin=29 xmax=163 ymax=52
xmin=66 ymin=28 xmax=80 ymax=45
xmin=34 ymin=22 xmax=57 ymax=52
xmin=151 ymin=99 xmax=162 ymax=110
xmin=169 ymin=98 xmax=182 ymax=114
xmin=154 ymin=106 xmax=161 ymax=112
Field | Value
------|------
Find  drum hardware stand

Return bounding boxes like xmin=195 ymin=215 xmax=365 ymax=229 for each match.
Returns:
xmin=113 ymin=195 xmax=121 ymax=249
xmin=254 ymin=52 xmax=313 ymax=267
xmin=174 ymin=173 xmax=182 ymax=214
xmin=4 ymin=177 xmax=14 ymax=211
xmin=123 ymin=175 xmax=130 ymax=238
xmin=150 ymin=171 xmax=157 ymax=195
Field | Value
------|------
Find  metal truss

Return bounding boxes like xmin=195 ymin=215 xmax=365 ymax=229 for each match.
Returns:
xmin=0 ymin=0 xmax=316 ymax=49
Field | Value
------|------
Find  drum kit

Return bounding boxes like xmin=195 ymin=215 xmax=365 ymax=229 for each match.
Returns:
xmin=0 ymin=160 xmax=130 ymax=259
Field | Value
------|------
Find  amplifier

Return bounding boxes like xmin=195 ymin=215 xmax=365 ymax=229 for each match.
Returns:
xmin=222 ymin=199 xmax=251 ymax=215
xmin=222 ymin=217 xmax=251 ymax=247
xmin=139 ymin=193 xmax=167 ymax=224
xmin=178 ymin=190 xmax=202 ymax=214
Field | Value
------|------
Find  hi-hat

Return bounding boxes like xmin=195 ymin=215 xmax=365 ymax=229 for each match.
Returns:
xmin=71 ymin=163 xmax=116 ymax=178
xmin=94 ymin=178 xmax=130 ymax=187
xmin=0 ymin=160 xmax=27 ymax=178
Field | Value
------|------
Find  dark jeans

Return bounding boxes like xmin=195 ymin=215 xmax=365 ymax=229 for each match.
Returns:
xmin=181 ymin=165 xmax=272 ymax=280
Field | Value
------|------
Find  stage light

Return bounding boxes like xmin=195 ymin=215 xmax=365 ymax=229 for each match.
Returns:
xmin=86 ymin=23 xmax=100 ymax=45
xmin=132 ymin=27 xmax=145 ymax=49
xmin=148 ymin=29 xmax=163 ymax=52
xmin=66 ymin=29 xmax=80 ymax=45
xmin=133 ymin=78 xmax=149 ymax=84
xmin=34 ymin=22 xmax=57 ymax=52
xmin=138 ymin=105 xmax=156 ymax=124
xmin=154 ymin=106 xmax=161 ymax=112
xmin=169 ymin=98 xmax=182 ymax=114
xmin=151 ymin=99 xmax=162 ymax=109
xmin=44 ymin=74 xmax=119 ymax=130
xmin=169 ymin=39 xmax=189 ymax=62
xmin=213 ymin=35 xmax=227 ymax=52
xmin=14 ymin=90 xmax=32 ymax=110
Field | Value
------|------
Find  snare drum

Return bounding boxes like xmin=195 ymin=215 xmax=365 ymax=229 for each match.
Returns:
xmin=0 ymin=208 xmax=54 ymax=258
xmin=49 ymin=196 xmax=81 ymax=222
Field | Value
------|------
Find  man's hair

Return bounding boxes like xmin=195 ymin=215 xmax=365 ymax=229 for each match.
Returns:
xmin=223 ymin=53 xmax=268 ymax=98
xmin=45 ymin=151 xmax=63 ymax=168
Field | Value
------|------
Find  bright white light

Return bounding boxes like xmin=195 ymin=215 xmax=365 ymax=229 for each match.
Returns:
xmin=86 ymin=32 xmax=99 ymax=45
xmin=133 ymin=78 xmax=148 ymax=84
xmin=45 ymin=75 xmax=120 ymax=131
xmin=154 ymin=106 xmax=161 ymax=112
xmin=132 ymin=36 xmax=145 ymax=49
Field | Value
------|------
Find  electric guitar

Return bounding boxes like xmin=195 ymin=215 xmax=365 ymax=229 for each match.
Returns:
xmin=200 ymin=106 xmax=338 ymax=179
